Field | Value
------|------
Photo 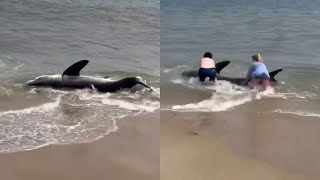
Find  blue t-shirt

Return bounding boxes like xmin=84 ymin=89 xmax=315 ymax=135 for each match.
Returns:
xmin=246 ymin=62 xmax=270 ymax=80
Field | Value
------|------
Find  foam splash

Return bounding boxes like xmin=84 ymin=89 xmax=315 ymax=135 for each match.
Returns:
xmin=102 ymin=98 xmax=159 ymax=112
xmin=169 ymin=70 xmax=320 ymax=112
xmin=266 ymin=91 xmax=318 ymax=99
xmin=162 ymin=65 xmax=189 ymax=73
xmin=171 ymin=78 xmax=256 ymax=112
xmin=171 ymin=77 xmax=215 ymax=91
xmin=171 ymin=77 xmax=200 ymax=87
xmin=0 ymin=85 xmax=159 ymax=153
xmin=0 ymin=87 xmax=13 ymax=96
xmin=0 ymin=96 xmax=61 ymax=115
xmin=150 ymin=87 xmax=160 ymax=98
xmin=172 ymin=92 xmax=253 ymax=112
xmin=171 ymin=87 xmax=318 ymax=112
xmin=274 ymin=110 xmax=320 ymax=118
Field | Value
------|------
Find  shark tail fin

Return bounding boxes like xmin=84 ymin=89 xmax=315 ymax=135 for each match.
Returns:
xmin=135 ymin=78 xmax=154 ymax=92
xmin=269 ymin=69 xmax=283 ymax=82
xmin=138 ymin=82 xmax=153 ymax=92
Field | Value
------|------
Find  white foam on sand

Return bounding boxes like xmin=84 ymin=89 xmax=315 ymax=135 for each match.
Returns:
xmin=171 ymin=79 xmax=257 ymax=112
xmin=274 ymin=110 xmax=320 ymax=118
xmin=266 ymin=91 xmax=318 ymax=99
xmin=0 ymin=85 xmax=159 ymax=153
xmin=172 ymin=92 xmax=253 ymax=112
xmin=169 ymin=73 xmax=319 ymax=112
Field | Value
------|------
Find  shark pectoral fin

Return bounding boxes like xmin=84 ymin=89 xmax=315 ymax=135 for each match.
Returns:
xmin=62 ymin=60 xmax=89 ymax=76
xmin=215 ymin=61 xmax=230 ymax=74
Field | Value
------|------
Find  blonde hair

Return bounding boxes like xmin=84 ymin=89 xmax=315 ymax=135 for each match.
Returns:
xmin=252 ymin=53 xmax=263 ymax=62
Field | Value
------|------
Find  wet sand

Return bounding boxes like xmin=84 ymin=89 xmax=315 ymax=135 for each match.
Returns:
xmin=0 ymin=112 xmax=159 ymax=180
xmin=161 ymin=110 xmax=320 ymax=180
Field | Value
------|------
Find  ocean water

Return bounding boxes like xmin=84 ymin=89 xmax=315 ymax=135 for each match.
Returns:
xmin=0 ymin=0 xmax=159 ymax=153
xmin=161 ymin=0 xmax=320 ymax=112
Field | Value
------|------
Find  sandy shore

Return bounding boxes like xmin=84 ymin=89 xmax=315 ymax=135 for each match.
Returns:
xmin=0 ymin=112 xmax=159 ymax=180
xmin=161 ymin=110 xmax=319 ymax=180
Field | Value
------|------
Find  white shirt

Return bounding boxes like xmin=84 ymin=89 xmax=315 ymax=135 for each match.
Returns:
xmin=200 ymin=57 xmax=215 ymax=68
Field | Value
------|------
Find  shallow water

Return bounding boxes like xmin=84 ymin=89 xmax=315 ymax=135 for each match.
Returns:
xmin=161 ymin=0 xmax=320 ymax=114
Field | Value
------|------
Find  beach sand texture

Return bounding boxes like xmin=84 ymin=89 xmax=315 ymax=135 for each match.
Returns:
xmin=161 ymin=110 xmax=320 ymax=180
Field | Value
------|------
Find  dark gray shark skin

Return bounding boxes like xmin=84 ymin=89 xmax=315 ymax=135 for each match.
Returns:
xmin=27 ymin=60 xmax=152 ymax=93
xmin=181 ymin=61 xmax=283 ymax=85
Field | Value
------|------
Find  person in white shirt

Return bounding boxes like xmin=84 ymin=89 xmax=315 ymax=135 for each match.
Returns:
xmin=198 ymin=52 xmax=216 ymax=82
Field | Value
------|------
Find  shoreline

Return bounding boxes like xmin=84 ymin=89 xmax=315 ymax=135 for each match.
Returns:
xmin=0 ymin=112 xmax=159 ymax=180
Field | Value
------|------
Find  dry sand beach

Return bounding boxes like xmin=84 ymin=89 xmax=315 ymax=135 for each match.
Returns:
xmin=161 ymin=110 xmax=320 ymax=180
xmin=0 ymin=112 xmax=159 ymax=180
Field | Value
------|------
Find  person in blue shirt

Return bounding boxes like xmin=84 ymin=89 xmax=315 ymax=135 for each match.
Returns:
xmin=245 ymin=53 xmax=270 ymax=90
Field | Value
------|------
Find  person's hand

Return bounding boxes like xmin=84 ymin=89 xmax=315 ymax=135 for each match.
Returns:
xmin=242 ymin=79 xmax=250 ymax=86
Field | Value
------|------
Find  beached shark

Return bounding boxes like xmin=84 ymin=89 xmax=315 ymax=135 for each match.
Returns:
xmin=27 ymin=60 xmax=152 ymax=93
xmin=181 ymin=61 xmax=283 ymax=86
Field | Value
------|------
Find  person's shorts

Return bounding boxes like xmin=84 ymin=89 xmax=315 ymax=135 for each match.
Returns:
xmin=198 ymin=68 xmax=216 ymax=82
xmin=249 ymin=78 xmax=270 ymax=91
xmin=252 ymin=72 xmax=269 ymax=80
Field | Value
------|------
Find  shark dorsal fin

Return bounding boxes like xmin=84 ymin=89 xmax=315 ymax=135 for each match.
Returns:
xmin=215 ymin=61 xmax=230 ymax=73
xmin=62 ymin=60 xmax=89 ymax=76
xmin=269 ymin=69 xmax=283 ymax=82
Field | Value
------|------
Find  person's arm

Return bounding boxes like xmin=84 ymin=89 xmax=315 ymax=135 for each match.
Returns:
xmin=244 ymin=64 xmax=254 ymax=85
xmin=246 ymin=64 xmax=254 ymax=79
